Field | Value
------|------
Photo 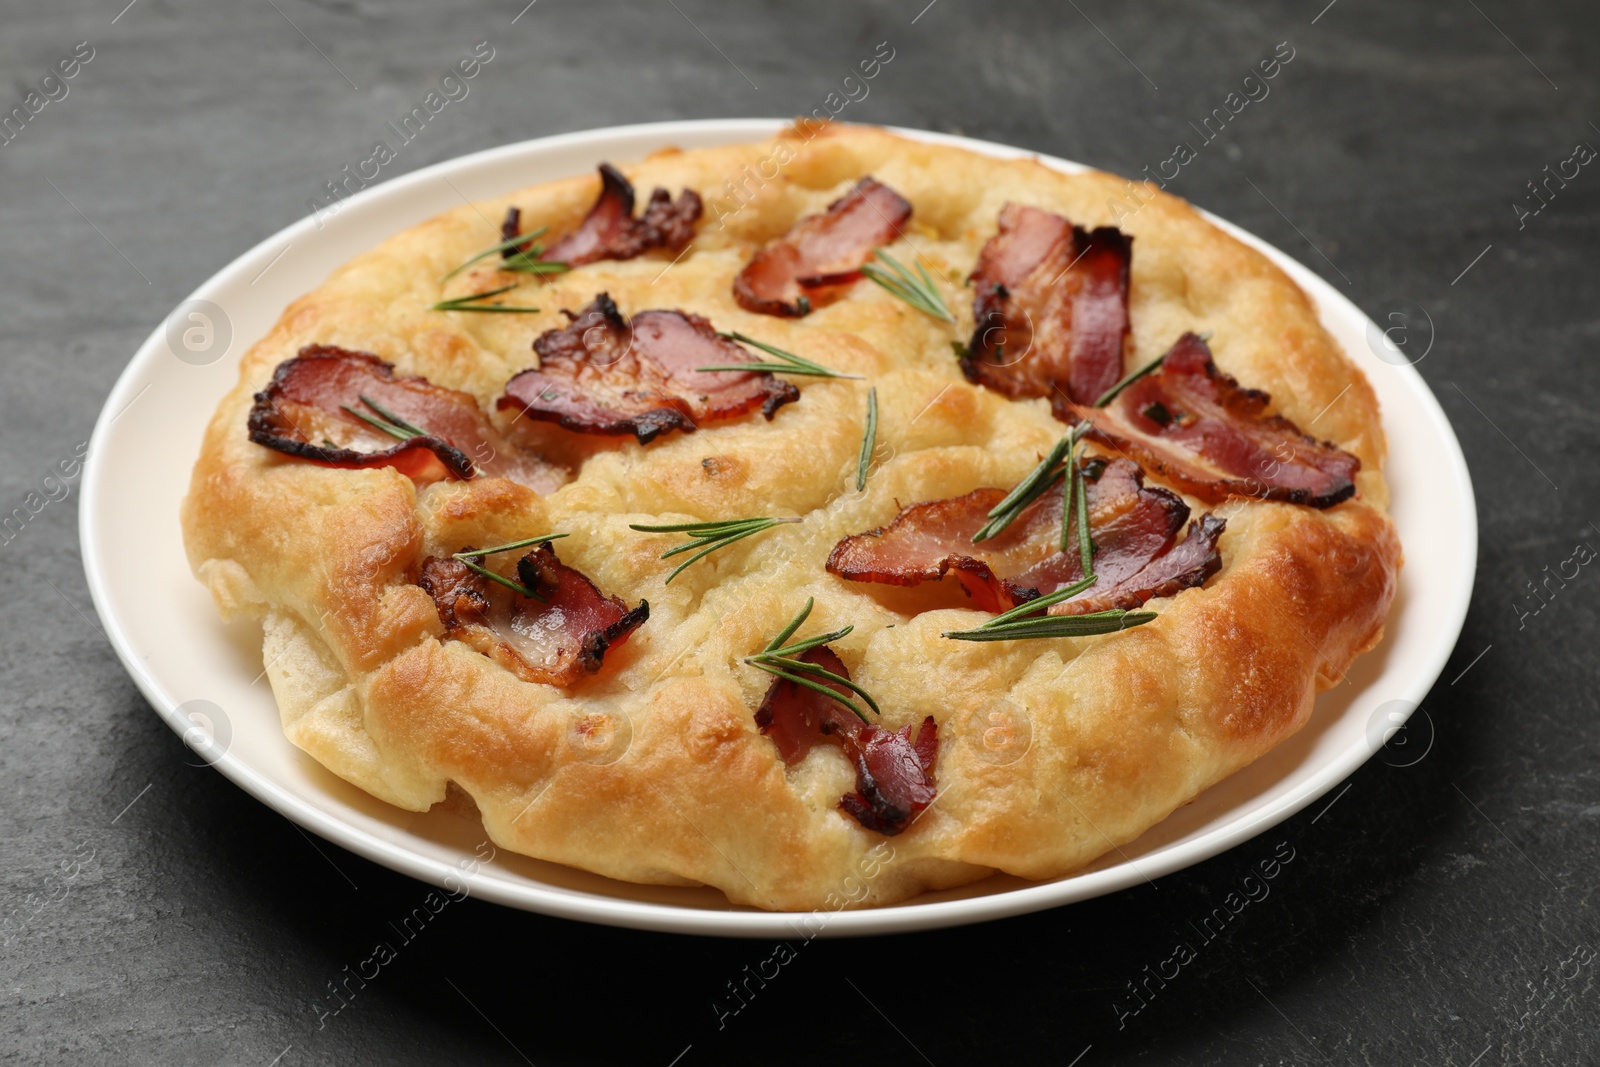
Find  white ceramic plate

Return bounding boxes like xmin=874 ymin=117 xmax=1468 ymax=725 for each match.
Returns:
xmin=81 ymin=119 xmax=1475 ymax=937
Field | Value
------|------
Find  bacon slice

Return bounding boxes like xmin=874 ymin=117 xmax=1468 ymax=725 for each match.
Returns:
xmin=962 ymin=204 xmax=1132 ymax=407
xmin=248 ymin=345 xmax=558 ymax=489
xmin=825 ymin=488 xmax=1033 ymax=613
xmin=524 ymin=163 xmax=702 ymax=267
xmin=1048 ymin=514 xmax=1227 ymax=615
xmin=755 ymin=646 xmax=938 ymax=836
xmin=1068 ymin=332 xmax=1360 ymax=508
xmin=826 ymin=457 xmax=1223 ymax=614
xmin=498 ymin=294 xmax=799 ymax=444
xmin=732 ymin=177 xmax=913 ymax=317
xmin=418 ymin=544 xmax=648 ymax=687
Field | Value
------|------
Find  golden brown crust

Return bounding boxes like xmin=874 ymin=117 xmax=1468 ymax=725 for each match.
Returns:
xmin=181 ymin=124 xmax=1400 ymax=909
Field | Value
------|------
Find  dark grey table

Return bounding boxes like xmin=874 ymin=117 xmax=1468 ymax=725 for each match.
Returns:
xmin=4 ymin=1 xmax=1596 ymax=1063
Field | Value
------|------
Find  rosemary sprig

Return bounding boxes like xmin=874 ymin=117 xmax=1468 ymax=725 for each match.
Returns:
xmin=940 ymin=575 xmax=1124 ymax=641
xmin=449 ymin=534 xmax=567 ymax=600
xmin=1093 ymin=353 xmax=1167 ymax=407
xmin=942 ymin=608 xmax=1157 ymax=642
xmin=856 ymin=386 xmax=879 ymax=492
xmin=340 ymin=394 xmax=432 ymax=441
xmin=745 ymin=597 xmax=878 ymax=723
xmin=451 ymin=537 xmax=569 ymax=598
xmin=452 ymin=534 xmax=568 ymax=558
xmin=444 ymin=543 xmax=544 ymax=601
xmin=972 ymin=430 xmax=1076 ymax=543
xmin=1074 ymin=445 xmax=1093 ymax=573
xmin=946 ymin=425 xmax=1164 ymax=641
xmin=699 ymin=332 xmax=861 ymax=379
xmin=982 ymin=575 xmax=1099 ymax=628
xmin=441 ymin=227 xmax=550 ymax=281
xmin=357 ymin=394 xmax=426 ymax=437
xmin=430 ymin=283 xmax=542 ymax=314
xmin=861 ymin=248 xmax=956 ymax=324
xmin=341 ymin=405 xmax=416 ymax=441
xmin=753 ymin=665 xmax=874 ymax=723
xmin=1059 ymin=432 xmax=1094 ymax=574
xmin=501 ymin=250 xmax=570 ymax=277
xmin=629 ymin=515 xmax=801 ymax=584
xmin=453 ymin=558 xmax=539 ymax=599
xmin=947 ymin=451 xmax=1166 ymax=641
xmin=1060 ymin=439 xmax=1077 ymax=554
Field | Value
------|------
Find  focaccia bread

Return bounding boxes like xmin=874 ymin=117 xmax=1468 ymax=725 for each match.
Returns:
xmin=181 ymin=123 xmax=1400 ymax=910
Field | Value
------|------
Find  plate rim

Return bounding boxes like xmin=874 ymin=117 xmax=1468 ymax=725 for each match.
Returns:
xmin=80 ymin=117 xmax=1477 ymax=938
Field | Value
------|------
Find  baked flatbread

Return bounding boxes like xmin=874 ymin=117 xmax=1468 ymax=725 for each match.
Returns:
xmin=182 ymin=124 xmax=1399 ymax=910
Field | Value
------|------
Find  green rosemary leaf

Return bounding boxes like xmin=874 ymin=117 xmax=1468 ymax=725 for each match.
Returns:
xmin=1073 ymin=437 xmax=1094 ymax=576
xmin=860 ymin=249 xmax=956 ymax=324
xmin=980 ymin=575 xmax=1099 ymax=629
xmin=913 ymin=256 xmax=948 ymax=301
xmin=501 ymin=251 xmax=570 ymax=276
xmin=716 ymin=331 xmax=803 ymax=365
xmin=340 ymin=405 xmax=418 ymax=441
xmin=754 ymin=656 xmax=882 ymax=717
xmin=942 ymin=609 xmax=1157 ymax=642
xmin=627 ymin=517 xmax=765 ymax=535
xmin=704 ymin=332 xmax=861 ymax=379
xmin=765 ymin=626 xmax=855 ymax=659
xmin=454 ymin=556 xmax=545 ymax=601
xmin=987 ymin=433 xmax=1076 ymax=519
xmin=694 ymin=362 xmax=848 ymax=378
xmin=629 ymin=516 xmax=800 ymax=583
xmin=656 ymin=534 xmax=737 ymax=561
xmin=1055 ymin=431 xmax=1094 ymax=573
xmin=1094 ymin=353 xmax=1168 ymax=407
xmin=431 ymin=301 xmax=543 ymax=313
xmin=430 ymin=283 xmax=542 ymax=314
xmin=446 ymin=282 xmax=517 ymax=300
xmin=747 ymin=600 xmax=878 ymax=723
xmin=357 ymin=394 xmax=427 ymax=438
xmin=441 ymin=227 xmax=549 ymax=281
xmin=452 ymin=534 xmax=568 ymax=559
xmin=1060 ymin=441 xmax=1076 ymax=555
xmin=763 ymin=597 xmax=814 ymax=652
xmin=659 ymin=541 xmax=730 ymax=583
xmin=856 ymin=386 xmax=879 ymax=492
xmin=747 ymin=662 xmax=871 ymax=724
xmin=972 ymin=432 xmax=1075 ymax=543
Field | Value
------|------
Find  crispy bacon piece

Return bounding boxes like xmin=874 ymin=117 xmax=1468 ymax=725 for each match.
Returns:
xmin=248 ymin=345 xmax=557 ymax=489
xmin=826 ymin=457 xmax=1223 ymax=614
xmin=498 ymin=294 xmax=799 ymax=444
xmin=1068 ymin=332 xmax=1360 ymax=508
xmin=1046 ymin=514 xmax=1227 ymax=615
xmin=732 ymin=177 xmax=913 ymax=317
xmin=962 ymin=204 xmax=1132 ymax=407
xmin=826 ymin=488 xmax=1036 ymax=613
xmin=755 ymin=646 xmax=938 ymax=836
xmin=417 ymin=555 xmax=493 ymax=629
xmin=418 ymin=544 xmax=648 ymax=687
xmin=521 ymin=163 xmax=702 ymax=267
xmin=499 ymin=206 xmax=527 ymax=258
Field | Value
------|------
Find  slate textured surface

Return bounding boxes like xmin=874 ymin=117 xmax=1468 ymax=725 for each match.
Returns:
xmin=3 ymin=1 xmax=1597 ymax=1063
